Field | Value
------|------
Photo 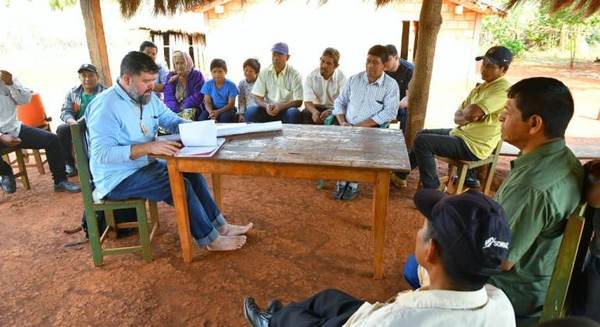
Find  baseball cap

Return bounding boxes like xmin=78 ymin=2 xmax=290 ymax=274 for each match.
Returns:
xmin=476 ymin=46 xmax=513 ymax=66
xmin=78 ymin=64 xmax=98 ymax=74
xmin=271 ymin=42 xmax=289 ymax=56
xmin=414 ymin=189 xmax=511 ymax=277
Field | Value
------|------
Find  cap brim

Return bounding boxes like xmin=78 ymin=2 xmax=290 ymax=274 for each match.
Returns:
xmin=78 ymin=68 xmax=96 ymax=73
xmin=475 ymin=55 xmax=498 ymax=65
xmin=271 ymin=49 xmax=288 ymax=55
xmin=413 ymin=189 xmax=447 ymax=219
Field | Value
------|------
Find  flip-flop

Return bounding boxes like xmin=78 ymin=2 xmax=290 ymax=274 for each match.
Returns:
xmin=63 ymin=226 xmax=82 ymax=234
xmin=63 ymin=239 xmax=88 ymax=248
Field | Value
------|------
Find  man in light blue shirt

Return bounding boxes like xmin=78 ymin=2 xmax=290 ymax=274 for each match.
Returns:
xmin=85 ymin=51 xmax=252 ymax=251
xmin=331 ymin=45 xmax=400 ymax=200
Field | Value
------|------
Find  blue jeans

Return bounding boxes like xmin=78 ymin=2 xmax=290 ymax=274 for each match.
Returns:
xmin=197 ymin=108 xmax=238 ymax=123
xmin=106 ymin=160 xmax=225 ymax=246
xmin=244 ymin=105 xmax=301 ymax=124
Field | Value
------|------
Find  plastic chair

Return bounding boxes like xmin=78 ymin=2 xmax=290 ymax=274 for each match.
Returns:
xmin=71 ymin=119 xmax=159 ymax=266
xmin=17 ymin=93 xmax=51 ymax=175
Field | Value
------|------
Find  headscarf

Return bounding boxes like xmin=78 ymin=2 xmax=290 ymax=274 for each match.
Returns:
xmin=172 ymin=50 xmax=194 ymax=75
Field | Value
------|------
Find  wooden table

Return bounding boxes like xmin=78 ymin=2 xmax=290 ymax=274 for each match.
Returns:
xmin=164 ymin=124 xmax=410 ymax=279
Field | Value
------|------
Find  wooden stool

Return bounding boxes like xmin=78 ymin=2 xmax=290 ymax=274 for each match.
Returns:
xmin=1 ymin=146 xmax=31 ymax=190
xmin=437 ymin=141 xmax=503 ymax=196
xmin=71 ymin=120 xmax=159 ymax=266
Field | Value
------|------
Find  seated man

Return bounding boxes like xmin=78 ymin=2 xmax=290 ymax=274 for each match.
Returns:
xmin=245 ymin=42 xmax=303 ymax=124
xmin=582 ymin=160 xmax=600 ymax=323
xmin=489 ymin=77 xmax=583 ymax=326
xmin=85 ymin=51 xmax=252 ymax=251
xmin=332 ymin=44 xmax=399 ymax=200
xmin=0 ymin=70 xmax=80 ymax=194
xmin=392 ymin=46 xmax=512 ymax=189
xmin=384 ymin=44 xmax=414 ymax=134
xmin=301 ymin=47 xmax=347 ymax=124
xmin=139 ymin=41 xmax=169 ymax=97
xmin=244 ymin=189 xmax=515 ymax=327
xmin=56 ymin=64 xmax=107 ymax=177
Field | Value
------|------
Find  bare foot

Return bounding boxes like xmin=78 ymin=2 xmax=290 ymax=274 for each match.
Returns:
xmin=206 ymin=235 xmax=247 ymax=251
xmin=219 ymin=222 xmax=254 ymax=236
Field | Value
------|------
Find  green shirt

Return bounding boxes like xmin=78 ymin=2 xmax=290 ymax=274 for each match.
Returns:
xmin=252 ymin=64 xmax=303 ymax=104
xmin=490 ymin=139 xmax=583 ymax=326
xmin=77 ymin=93 xmax=97 ymax=119
xmin=449 ymin=77 xmax=510 ymax=159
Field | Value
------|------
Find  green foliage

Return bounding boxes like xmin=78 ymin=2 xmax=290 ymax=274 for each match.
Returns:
xmin=49 ymin=0 xmax=76 ymax=10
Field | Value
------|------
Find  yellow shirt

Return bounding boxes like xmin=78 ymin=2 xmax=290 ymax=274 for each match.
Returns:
xmin=251 ymin=64 xmax=303 ymax=104
xmin=450 ymin=77 xmax=510 ymax=159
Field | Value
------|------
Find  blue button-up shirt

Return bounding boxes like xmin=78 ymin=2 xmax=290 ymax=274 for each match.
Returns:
xmin=85 ymin=80 xmax=186 ymax=200
xmin=332 ymin=71 xmax=399 ymax=125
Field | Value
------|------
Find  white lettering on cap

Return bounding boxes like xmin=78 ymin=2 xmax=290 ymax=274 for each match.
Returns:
xmin=483 ymin=237 xmax=509 ymax=250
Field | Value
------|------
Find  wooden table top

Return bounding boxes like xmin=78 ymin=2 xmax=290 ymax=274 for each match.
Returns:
xmin=181 ymin=124 xmax=410 ymax=172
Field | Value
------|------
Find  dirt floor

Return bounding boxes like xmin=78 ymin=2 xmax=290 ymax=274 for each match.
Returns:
xmin=1 ymin=61 xmax=599 ymax=326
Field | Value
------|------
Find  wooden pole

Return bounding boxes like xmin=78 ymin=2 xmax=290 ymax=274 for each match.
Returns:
xmin=406 ymin=0 xmax=443 ymax=147
xmin=80 ymin=0 xmax=112 ymax=86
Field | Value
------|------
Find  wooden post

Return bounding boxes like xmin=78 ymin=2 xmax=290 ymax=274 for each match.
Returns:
xmin=596 ymin=108 xmax=600 ymax=121
xmin=405 ymin=0 xmax=443 ymax=147
xmin=80 ymin=0 xmax=112 ymax=86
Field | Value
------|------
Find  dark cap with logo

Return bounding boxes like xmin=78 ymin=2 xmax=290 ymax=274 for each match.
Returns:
xmin=414 ymin=189 xmax=511 ymax=277
xmin=78 ymin=64 xmax=98 ymax=74
xmin=476 ymin=46 xmax=513 ymax=66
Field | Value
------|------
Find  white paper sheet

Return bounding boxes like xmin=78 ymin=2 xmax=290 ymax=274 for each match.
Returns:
xmin=216 ymin=121 xmax=283 ymax=137
xmin=177 ymin=138 xmax=226 ymax=157
xmin=179 ymin=120 xmax=217 ymax=147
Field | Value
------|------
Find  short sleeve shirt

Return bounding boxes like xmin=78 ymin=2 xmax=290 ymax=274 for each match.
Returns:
xmin=303 ymin=68 xmax=347 ymax=108
xmin=201 ymin=79 xmax=238 ymax=109
xmin=449 ymin=77 xmax=510 ymax=159
xmin=490 ymin=139 xmax=583 ymax=320
xmin=252 ymin=64 xmax=303 ymax=104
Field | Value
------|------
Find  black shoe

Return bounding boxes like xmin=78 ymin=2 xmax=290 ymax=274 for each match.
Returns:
xmin=341 ymin=182 xmax=359 ymax=201
xmin=266 ymin=299 xmax=284 ymax=314
xmin=244 ymin=297 xmax=271 ymax=327
xmin=65 ymin=164 xmax=78 ymax=177
xmin=453 ymin=176 xmax=481 ymax=189
xmin=1 ymin=175 xmax=16 ymax=194
xmin=54 ymin=180 xmax=81 ymax=193
xmin=334 ymin=181 xmax=348 ymax=200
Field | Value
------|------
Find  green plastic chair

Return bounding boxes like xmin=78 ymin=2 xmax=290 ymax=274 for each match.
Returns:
xmin=71 ymin=119 xmax=159 ymax=266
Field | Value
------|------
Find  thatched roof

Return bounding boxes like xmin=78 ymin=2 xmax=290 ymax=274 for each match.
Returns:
xmin=117 ymin=0 xmax=600 ymax=18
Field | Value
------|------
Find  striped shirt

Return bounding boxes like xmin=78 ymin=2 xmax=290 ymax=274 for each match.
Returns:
xmin=333 ymin=71 xmax=399 ymax=125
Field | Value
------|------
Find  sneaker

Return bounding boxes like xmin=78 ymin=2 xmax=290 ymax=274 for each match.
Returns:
xmin=334 ymin=181 xmax=347 ymax=200
xmin=1 ymin=175 xmax=16 ymax=194
xmin=65 ymin=164 xmax=78 ymax=177
xmin=390 ymin=172 xmax=407 ymax=188
xmin=341 ymin=182 xmax=359 ymax=201
xmin=54 ymin=180 xmax=81 ymax=193
xmin=452 ymin=176 xmax=481 ymax=189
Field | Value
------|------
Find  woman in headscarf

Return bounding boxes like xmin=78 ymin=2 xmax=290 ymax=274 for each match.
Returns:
xmin=163 ymin=50 xmax=205 ymax=120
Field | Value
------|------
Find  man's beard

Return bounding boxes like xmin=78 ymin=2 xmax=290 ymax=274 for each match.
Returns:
xmin=126 ymin=84 xmax=151 ymax=105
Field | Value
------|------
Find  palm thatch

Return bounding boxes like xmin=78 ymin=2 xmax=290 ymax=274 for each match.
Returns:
xmin=506 ymin=0 xmax=599 ymax=16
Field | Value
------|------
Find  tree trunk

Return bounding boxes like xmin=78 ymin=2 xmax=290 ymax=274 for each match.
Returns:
xmin=406 ymin=0 xmax=443 ymax=147
xmin=80 ymin=0 xmax=112 ymax=86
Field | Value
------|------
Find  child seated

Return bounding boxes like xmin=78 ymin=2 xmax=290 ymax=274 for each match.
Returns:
xmin=198 ymin=59 xmax=238 ymax=122
xmin=237 ymin=58 xmax=260 ymax=122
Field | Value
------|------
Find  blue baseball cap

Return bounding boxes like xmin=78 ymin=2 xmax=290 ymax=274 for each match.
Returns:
xmin=414 ymin=189 xmax=511 ymax=277
xmin=271 ymin=42 xmax=289 ymax=56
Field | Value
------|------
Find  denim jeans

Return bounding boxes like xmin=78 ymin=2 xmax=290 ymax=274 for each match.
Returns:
xmin=244 ymin=105 xmax=301 ymax=124
xmin=197 ymin=108 xmax=238 ymax=123
xmin=400 ymin=128 xmax=479 ymax=189
xmin=0 ymin=124 xmax=67 ymax=183
xmin=106 ymin=160 xmax=225 ymax=246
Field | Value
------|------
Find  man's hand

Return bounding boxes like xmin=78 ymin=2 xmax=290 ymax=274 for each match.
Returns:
xmin=147 ymin=140 xmax=181 ymax=156
xmin=319 ymin=109 xmax=332 ymax=122
xmin=208 ymin=110 xmax=220 ymax=120
xmin=67 ymin=118 xmax=78 ymax=125
xmin=0 ymin=70 xmax=14 ymax=86
xmin=266 ymin=104 xmax=279 ymax=117
xmin=0 ymin=134 xmax=21 ymax=146
xmin=311 ymin=110 xmax=321 ymax=124
xmin=340 ymin=122 xmax=351 ymax=127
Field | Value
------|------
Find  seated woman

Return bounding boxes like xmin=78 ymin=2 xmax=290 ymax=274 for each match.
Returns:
xmin=163 ymin=50 xmax=204 ymax=120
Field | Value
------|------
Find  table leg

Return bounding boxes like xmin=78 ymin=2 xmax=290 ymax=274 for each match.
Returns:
xmin=211 ymin=174 xmax=223 ymax=209
xmin=372 ymin=171 xmax=391 ymax=279
xmin=167 ymin=159 xmax=194 ymax=263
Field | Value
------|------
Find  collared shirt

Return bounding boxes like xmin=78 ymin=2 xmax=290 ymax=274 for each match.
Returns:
xmin=252 ymin=64 xmax=303 ymax=104
xmin=449 ymin=77 xmax=510 ymax=159
xmin=385 ymin=58 xmax=414 ymax=100
xmin=344 ymin=284 xmax=515 ymax=327
xmin=332 ymin=71 xmax=399 ymax=125
xmin=237 ymin=79 xmax=257 ymax=114
xmin=490 ymin=139 xmax=583 ymax=321
xmin=0 ymin=78 xmax=32 ymax=137
xmin=303 ymin=68 xmax=347 ymax=108
xmin=60 ymin=83 xmax=107 ymax=122
xmin=85 ymin=80 xmax=187 ymax=201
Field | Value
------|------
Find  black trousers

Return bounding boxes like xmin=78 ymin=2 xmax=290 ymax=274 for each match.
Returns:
xmin=271 ymin=289 xmax=364 ymax=327
xmin=0 ymin=124 xmax=67 ymax=183
xmin=56 ymin=123 xmax=74 ymax=166
xmin=401 ymin=128 xmax=479 ymax=189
